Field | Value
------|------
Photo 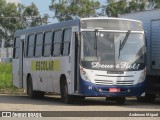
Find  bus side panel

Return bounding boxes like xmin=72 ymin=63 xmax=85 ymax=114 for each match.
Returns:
xmin=39 ymin=58 xmax=52 ymax=92
xmin=30 ymin=57 xmax=62 ymax=93
xmin=60 ymin=56 xmax=72 ymax=94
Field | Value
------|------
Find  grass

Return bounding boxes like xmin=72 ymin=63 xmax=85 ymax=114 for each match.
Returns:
xmin=0 ymin=62 xmax=24 ymax=94
xmin=0 ymin=63 xmax=12 ymax=89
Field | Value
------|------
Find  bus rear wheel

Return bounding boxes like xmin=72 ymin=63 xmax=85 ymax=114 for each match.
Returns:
xmin=60 ymin=79 xmax=73 ymax=104
xmin=27 ymin=76 xmax=44 ymax=99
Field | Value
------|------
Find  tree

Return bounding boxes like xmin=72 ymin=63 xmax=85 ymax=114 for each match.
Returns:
xmin=0 ymin=0 xmax=18 ymax=47
xmin=126 ymin=0 xmax=146 ymax=13
xmin=106 ymin=0 xmax=127 ymax=17
xmin=49 ymin=0 xmax=100 ymax=22
xmin=0 ymin=1 xmax=48 ymax=47
xmin=23 ymin=3 xmax=43 ymax=27
xmin=106 ymin=0 xmax=147 ymax=17
xmin=17 ymin=3 xmax=49 ymax=28
xmin=155 ymin=0 xmax=160 ymax=8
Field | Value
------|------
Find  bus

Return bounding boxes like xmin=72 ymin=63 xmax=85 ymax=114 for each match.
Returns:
xmin=12 ymin=17 xmax=146 ymax=104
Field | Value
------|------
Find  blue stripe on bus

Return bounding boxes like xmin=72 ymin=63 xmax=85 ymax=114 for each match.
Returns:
xmin=79 ymin=77 xmax=145 ymax=97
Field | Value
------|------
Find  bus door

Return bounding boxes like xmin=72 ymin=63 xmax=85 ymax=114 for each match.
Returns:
xmin=71 ymin=26 xmax=80 ymax=93
xmin=13 ymin=35 xmax=24 ymax=88
xmin=18 ymin=35 xmax=25 ymax=88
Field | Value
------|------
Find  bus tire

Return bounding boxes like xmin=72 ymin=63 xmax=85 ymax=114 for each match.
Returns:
xmin=137 ymin=96 xmax=145 ymax=102
xmin=116 ymin=97 xmax=125 ymax=105
xmin=36 ymin=91 xmax=45 ymax=99
xmin=106 ymin=97 xmax=125 ymax=104
xmin=144 ymin=93 xmax=156 ymax=103
xmin=76 ymin=96 xmax=85 ymax=100
xmin=73 ymin=96 xmax=85 ymax=101
xmin=27 ymin=76 xmax=39 ymax=99
xmin=60 ymin=78 xmax=73 ymax=104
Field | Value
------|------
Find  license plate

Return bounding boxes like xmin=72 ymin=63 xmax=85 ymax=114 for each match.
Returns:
xmin=109 ymin=88 xmax=120 ymax=92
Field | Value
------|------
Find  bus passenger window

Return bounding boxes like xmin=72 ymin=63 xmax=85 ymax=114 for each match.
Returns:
xmin=44 ymin=31 xmax=53 ymax=57
xmin=62 ymin=29 xmax=71 ymax=55
xmin=27 ymin=35 xmax=35 ymax=58
xmin=35 ymin=33 xmax=43 ymax=57
xmin=13 ymin=37 xmax=20 ymax=58
xmin=53 ymin=30 xmax=62 ymax=56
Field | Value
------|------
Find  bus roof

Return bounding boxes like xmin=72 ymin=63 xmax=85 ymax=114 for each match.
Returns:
xmin=14 ymin=17 xmax=142 ymax=37
xmin=80 ymin=17 xmax=142 ymax=23
xmin=14 ymin=19 xmax=80 ymax=37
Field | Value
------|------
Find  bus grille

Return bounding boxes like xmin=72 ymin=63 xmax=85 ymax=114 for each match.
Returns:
xmin=94 ymin=79 xmax=134 ymax=86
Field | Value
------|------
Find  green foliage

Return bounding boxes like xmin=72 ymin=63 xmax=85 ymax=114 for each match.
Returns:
xmin=0 ymin=63 xmax=12 ymax=89
xmin=126 ymin=0 xmax=146 ymax=13
xmin=154 ymin=0 xmax=160 ymax=8
xmin=49 ymin=0 xmax=100 ymax=22
xmin=106 ymin=0 xmax=147 ymax=17
xmin=0 ymin=0 xmax=48 ymax=47
xmin=23 ymin=3 xmax=42 ymax=27
xmin=1 ymin=2 xmax=19 ymax=40
xmin=0 ymin=63 xmax=24 ymax=94
xmin=106 ymin=0 xmax=127 ymax=17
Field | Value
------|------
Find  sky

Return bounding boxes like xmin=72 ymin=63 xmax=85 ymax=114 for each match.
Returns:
xmin=6 ymin=0 xmax=106 ymax=23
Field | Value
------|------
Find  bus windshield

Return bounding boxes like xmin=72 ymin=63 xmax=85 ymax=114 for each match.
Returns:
xmin=80 ymin=31 xmax=146 ymax=71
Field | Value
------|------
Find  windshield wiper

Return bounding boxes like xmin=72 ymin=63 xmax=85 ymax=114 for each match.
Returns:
xmin=94 ymin=29 xmax=98 ymax=57
xmin=118 ymin=30 xmax=131 ymax=58
xmin=94 ymin=29 xmax=98 ymax=49
xmin=120 ymin=30 xmax=131 ymax=50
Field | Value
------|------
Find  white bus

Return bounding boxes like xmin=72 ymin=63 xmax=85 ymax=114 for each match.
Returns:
xmin=12 ymin=17 xmax=146 ymax=104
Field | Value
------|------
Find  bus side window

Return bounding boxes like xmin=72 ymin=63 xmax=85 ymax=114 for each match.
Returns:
xmin=53 ymin=30 xmax=62 ymax=56
xmin=51 ymin=32 xmax=55 ymax=56
xmin=13 ymin=37 xmax=20 ymax=59
xmin=35 ymin=33 xmax=44 ymax=57
xmin=62 ymin=29 xmax=71 ymax=56
xmin=27 ymin=34 xmax=35 ymax=58
xmin=44 ymin=31 xmax=53 ymax=57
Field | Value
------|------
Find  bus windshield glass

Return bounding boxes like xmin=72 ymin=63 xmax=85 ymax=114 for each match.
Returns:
xmin=80 ymin=31 xmax=145 ymax=71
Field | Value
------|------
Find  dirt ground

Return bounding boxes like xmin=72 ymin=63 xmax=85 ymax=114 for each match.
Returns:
xmin=0 ymin=94 xmax=160 ymax=119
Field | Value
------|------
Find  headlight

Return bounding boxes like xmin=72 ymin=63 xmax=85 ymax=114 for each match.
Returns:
xmin=80 ymin=66 xmax=90 ymax=82
xmin=138 ymin=68 xmax=146 ymax=83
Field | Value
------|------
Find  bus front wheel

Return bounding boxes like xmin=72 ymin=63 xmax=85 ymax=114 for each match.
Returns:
xmin=27 ymin=76 xmax=36 ymax=98
xmin=60 ymin=79 xmax=73 ymax=104
xmin=106 ymin=97 xmax=125 ymax=104
xmin=116 ymin=97 xmax=126 ymax=104
xmin=137 ymin=93 xmax=156 ymax=103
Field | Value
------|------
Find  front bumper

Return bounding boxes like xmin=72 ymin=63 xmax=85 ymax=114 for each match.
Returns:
xmin=79 ymin=78 xmax=145 ymax=97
